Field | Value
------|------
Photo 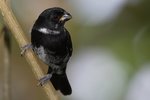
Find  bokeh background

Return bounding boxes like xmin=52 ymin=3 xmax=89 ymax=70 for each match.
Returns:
xmin=0 ymin=0 xmax=150 ymax=100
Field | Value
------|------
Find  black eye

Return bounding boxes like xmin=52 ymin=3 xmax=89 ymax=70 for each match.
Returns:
xmin=50 ymin=10 xmax=64 ymax=21
xmin=53 ymin=16 xmax=61 ymax=20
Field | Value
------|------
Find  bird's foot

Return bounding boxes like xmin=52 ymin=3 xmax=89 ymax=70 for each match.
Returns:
xmin=37 ymin=74 xmax=52 ymax=86
xmin=21 ymin=44 xmax=32 ymax=56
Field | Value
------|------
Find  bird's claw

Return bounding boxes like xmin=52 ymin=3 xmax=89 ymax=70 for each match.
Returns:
xmin=21 ymin=44 xmax=32 ymax=56
xmin=37 ymin=74 xmax=52 ymax=86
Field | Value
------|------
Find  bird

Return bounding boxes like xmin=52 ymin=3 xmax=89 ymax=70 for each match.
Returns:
xmin=21 ymin=7 xmax=73 ymax=95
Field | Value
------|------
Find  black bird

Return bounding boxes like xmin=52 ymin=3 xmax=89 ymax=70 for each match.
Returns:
xmin=21 ymin=7 xmax=73 ymax=95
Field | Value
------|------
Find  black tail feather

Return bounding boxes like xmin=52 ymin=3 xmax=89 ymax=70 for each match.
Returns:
xmin=50 ymin=73 xmax=72 ymax=95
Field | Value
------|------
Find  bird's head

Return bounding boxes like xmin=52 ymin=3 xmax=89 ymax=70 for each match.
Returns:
xmin=35 ymin=7 xmax=72 ymax=29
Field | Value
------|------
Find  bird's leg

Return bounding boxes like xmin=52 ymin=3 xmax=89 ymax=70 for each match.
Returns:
xmin=37 ymin=73 xmax=53 ymax=86
xmin=21 ymin=44 xmax=32 ymax=56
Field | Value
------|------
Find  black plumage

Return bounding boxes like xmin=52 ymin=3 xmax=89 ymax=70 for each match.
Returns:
xmin=31 ymin=7 xmax=73 ymax=95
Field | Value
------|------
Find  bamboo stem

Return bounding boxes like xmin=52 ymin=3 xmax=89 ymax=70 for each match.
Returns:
xmin=0 ymin=0 xmax=59 ymax=100
xmin=3 ymin=40 xmax=11 ymax=100
xmin=3 ymin=27 xmax=11 ymax=100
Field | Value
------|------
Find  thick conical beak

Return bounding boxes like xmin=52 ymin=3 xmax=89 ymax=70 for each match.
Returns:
xmin=59 ymin=13 xmax=72 ymax=22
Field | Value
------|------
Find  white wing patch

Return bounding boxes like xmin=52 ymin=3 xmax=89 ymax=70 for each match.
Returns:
xmin=34 ymin=46 xmax=47 ymax=63
xmin=38 ymin=27 xmax=60 ymax=35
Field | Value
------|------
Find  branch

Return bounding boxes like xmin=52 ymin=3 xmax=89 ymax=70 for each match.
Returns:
xmin=2 ymin=26 xmax=11 ymax=100
xmin=0 ymin=0 xmax=59 ymax=100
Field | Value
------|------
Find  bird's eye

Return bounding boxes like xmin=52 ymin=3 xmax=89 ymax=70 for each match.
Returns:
xmin=50 ymin=11 xmax=64 ymax=21
xmin=53 ymin=15 xmax=61 ymax=21
xmin=54 ymin=16 xmax=59 ymax=19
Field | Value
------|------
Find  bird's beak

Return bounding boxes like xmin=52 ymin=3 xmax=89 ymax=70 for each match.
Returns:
xmin=59 ymin=13 xmax=72 ymax=22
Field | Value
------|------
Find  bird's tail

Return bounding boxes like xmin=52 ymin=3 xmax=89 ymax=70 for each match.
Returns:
xmin=50 ymin=73 xmax=72 ymax=95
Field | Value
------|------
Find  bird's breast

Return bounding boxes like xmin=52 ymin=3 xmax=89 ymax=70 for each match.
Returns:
xmin=32 ymin=30 xmax=68 ymax=56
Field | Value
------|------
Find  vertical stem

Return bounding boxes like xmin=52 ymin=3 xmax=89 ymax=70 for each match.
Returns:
xmin=3 ymin=40 xmax=11 ymax=100
xmin=2 ymin=26 xmax=11 ymax=100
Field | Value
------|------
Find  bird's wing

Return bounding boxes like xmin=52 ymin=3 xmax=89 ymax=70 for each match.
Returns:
xmin=65 ymin=29 xmax=73 ymax=57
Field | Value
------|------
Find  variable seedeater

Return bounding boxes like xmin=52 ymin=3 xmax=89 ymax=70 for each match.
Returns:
xmin=21 ymin=7 xmax=73 ymax=95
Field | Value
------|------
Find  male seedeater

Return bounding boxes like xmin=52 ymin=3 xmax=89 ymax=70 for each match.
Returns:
xmin=21 ymin=7 xmax=73 ymax=95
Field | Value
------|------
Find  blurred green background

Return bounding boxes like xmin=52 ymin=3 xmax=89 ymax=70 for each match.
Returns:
xmin=0 ymin=0 xmax=150 ymax=100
